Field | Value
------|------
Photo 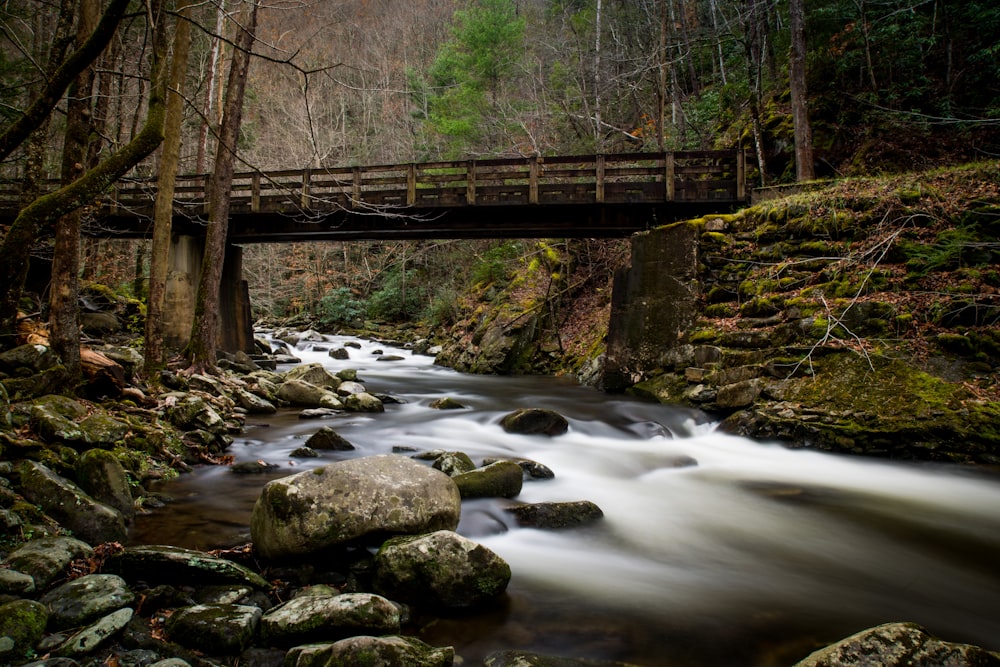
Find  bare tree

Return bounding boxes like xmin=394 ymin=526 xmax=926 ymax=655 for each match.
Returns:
xmin=789 ymin=0 xmax=814 ymax=181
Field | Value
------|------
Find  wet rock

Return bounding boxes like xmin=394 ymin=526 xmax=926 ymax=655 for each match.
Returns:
xmin=77 ymin=413 xmax=130 ymax=448
xmin=18 ymin=461 xmax=127 ymax=544
xmin=283 ymin=363 xmax=341 ymax=390
xmin=377 ymin=354 xmax=406 ymax=362
xmin=335 ymin=369 xmax=359 ymax=381
xmin=432 ymin=451 xmax=476 ymax=476
xmin=290 ymin=446 xmax=319 ymax=458
xmin=259 ymin=592 xmax=400 ymax=646
xmin=165 ymin=604 xmax=261 ymax=655
xmin=233 ymin=388 xmax=277 ymax=415
xmin=343 ymin=392 xmax=384 ymax=412
xmin=104 ymin=545 xmax=269 ymax=589
xmin=40 ymin=573 xmax=135 ymax=630
xmin=485 ymin=650 xmax=639 ymax=666
xmin=0 ymin=599 xmax=47 ymax=660
xmin=277 ymin=380 xmax=343 ymax=409
xmin=250 ymin=455 xmax=461 ymax=560
xmin=344 ymin=341 xmax=362 ymax=349
xmin=715 ymin=379 xmax=763 ymax=409
xmin=230 ymin=460 xmax=280 ymax=474
xmin=374 ymin=530 xmax=510 ymax=608
xmin=335 ymin=380 xmax=366 ymax=396
xmin=791 ymin=622 xmax=1000 ymax=667
xmin=505 ymin=501 xmax=604 ymax=529
xmin=483 ymin=457 xmax=555 ymax=480
xmin=429 ymin=397 xmax=466 ymax=410
xmin=328 ymin=347 xmax=350 ymax=360
xmin=3 ymin=365 xmax=70 ymax=401
xmin=75 ymin=449 xmax=134 ymax=522
xmin=453 ymin=460 xmax=523 ymax=499
xmin=499 ymin=408 xmax=569 ymax=436
xmin=304 ymin=426 xmax=354 ymax=451
xmin=30 ymin=395 xmax=88 ymax=444
xmin=164 ymin=395 xmax=227 ymax=435
xmin=2 ymin=536 xmax=93 ymax=588
xmin=298 ymin=407 xmax=340 ymax=419
xmin=0 ymin=567 xmax=35 ymax=595
xmin=54 ymin=607 xmax=133 ymax=657
xmin=285 ymin=635 xmax=454 ymax=667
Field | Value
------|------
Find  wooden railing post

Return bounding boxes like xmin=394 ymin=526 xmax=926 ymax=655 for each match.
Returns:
xmin=352 ymin=167 xmax=361 ymax=207
xmin=466 ymin=160 xmax=476 ymax=205
xmin=301 ymin=169 xmax=311 ymax=209
xmin=251 ymin=173 xmax=260 ymax=213
xmin=407 ymin=163 xmax=416 ymax=205
xmin=665 ymin=153 xmax=676 ymax=201
xmin=736 ymin=149 xmax=746 ymax=200
xmin=595 ymin=154 xmax=605 ymax=203
xmin=203 ymin=175 xmax=210 ymax=215
xmin=529 ymin=157 xmax=539 ymax=204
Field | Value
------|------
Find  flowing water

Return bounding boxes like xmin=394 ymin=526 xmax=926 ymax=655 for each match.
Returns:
xmin=130 ymin=335 xmax=1000 ymax=666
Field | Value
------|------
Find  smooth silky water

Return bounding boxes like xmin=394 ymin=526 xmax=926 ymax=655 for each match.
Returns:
xmin=130 ymin=336 xmax=1000 ymax=666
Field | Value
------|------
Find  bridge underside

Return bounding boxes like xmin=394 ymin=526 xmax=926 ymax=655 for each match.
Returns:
xmin=94 ymin=201 xmax=740 ymax=243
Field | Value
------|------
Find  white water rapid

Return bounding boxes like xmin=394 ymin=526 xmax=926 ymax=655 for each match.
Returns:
xmin=131 ymin=334 xmax=1000 ymax=666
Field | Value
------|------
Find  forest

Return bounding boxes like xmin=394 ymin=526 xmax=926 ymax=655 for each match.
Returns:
xmin=0 ymin=0 xmax=998 ymax=373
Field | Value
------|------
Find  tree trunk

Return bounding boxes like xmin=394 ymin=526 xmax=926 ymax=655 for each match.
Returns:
xmin=789 ymin=0 xmax=814 ymax=181
xmin=184 ymin=0 xmax=259 ymax=373
xmin=196 ymin=0 xmax=227 ymax=174
xmin=50 ymin=0 xmax=100 ymax=381
xmin=145 ymin=4 xmax=193 ymax=374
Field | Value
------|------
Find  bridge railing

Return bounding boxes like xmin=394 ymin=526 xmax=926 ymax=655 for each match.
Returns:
xmin=0 ymin=150 xmax=745 ymax=220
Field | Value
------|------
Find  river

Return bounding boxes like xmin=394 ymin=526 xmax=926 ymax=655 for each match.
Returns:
xmin=130 ymin=334 xmax=1000 ymax=666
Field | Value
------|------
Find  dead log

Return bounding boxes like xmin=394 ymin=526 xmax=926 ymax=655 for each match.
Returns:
xmin=81 ymin=347 xmax=125 ymax=398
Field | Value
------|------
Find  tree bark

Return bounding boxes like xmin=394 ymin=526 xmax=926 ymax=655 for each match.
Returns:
xmin=0 ymin=0 xmax=169 ymax=348
xmin=145 ymin=4 xmax=193 ymax=374
xmin=50 ymin=0 xmax=100 ymax=381
xmin=789 ymin=0 xmax=815 ymax=181
xmin=184 ymin=0 xmax=259 ymax=373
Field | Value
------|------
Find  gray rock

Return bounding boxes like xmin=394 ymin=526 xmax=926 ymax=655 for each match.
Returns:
xmin=432 ymin=451 xmax=476 ymax=476
xmin=791 ymin=622 xmax=1000 ymax=667
xmin=230 ymin=460 xmax=280 ymax=474
xmin=104 ymin=545 xmax=270 ymax=589
xmin=0 ymin=599 xmax=48 ymax=660
xmin=251 ymin=455 xmax=461 ymax=560
xmin=164 ymin=395 xmax=227 ymax=435
xmin=289 ymin=446 xmax=319 ymax=458
xmin=29 ymin=395 xmax=88 ymax=444
xmin=283 ymin=363 xmax=341 ymax=390
xmin=285 ymin=635 xmax=454 ymax=667
xmin=77 ymin=413 xmax=130 ymax=448
xmin=453 ymin=460 xmax=523 ymax=498
xmin=40 ymin=573 xmax=135 ymax=631
xmin=164 ymin=604 xmax=261 ymax=655
xmin=343 ymin=391 xmax=384 ymax=412
xmin=18 ymin=461 xmax=127 ymax=544
xmin=79 ymin=312 xmax=120 ymax=334
xmin=505 ymin=501 xmax=604 ymax=529
xmin=429 ymin=397 xmax=466 ymax=410
xmin=0 ymin=344 xmax=59 ymax=373
xmin=335 ymin=369 xmax=359 ymax=381
xmin=233 ymin=387 xmax=277 ymax=414
xmin=376 ymin=354 xmax=406 ymax=362
xmin=304 ymin=426 xmax=355 ymax=451
xmin=298 ymin=408 xmax=340 ymax=419
xmin=54 ymin=607 xmax=133 ymax=657
xmin=374 ymin=530 xmax=510 ymax=608
xmin=335 ymin=380 xmax=366 ymax=396
xmin=148 ymin=660 xmax=192 ymax=667
xmin=75 ymin=449 xmax=134 ymax=522
xmin=483 ymin=457 xmax=555 ymax=479
xmin=328 ymin=347 xmax=350 ymax=360
xmin=715 ymin=378 xmax=763 ymax=409
xmin=277 ymin=380 xmax=343 ymax=409
xmin=2 ymin=536 xmax=93 ymax=588
xmin=0 ymin=567 xmax=35 ymax=595
xmin=499 ymin=408 xmax=569 ymax=436
xmin=260 ymin=592 xmax=400 ymax=646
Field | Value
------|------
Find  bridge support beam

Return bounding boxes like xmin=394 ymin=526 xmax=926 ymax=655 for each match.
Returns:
xmin=162 ymin=235 xmax=253 ymax=355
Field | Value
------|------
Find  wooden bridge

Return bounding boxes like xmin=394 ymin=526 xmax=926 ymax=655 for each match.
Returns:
xmin=13 ymin=150 xmax=745 ymax=241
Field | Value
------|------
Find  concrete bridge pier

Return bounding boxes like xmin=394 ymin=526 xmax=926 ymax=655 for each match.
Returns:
xmin=162 ymin=235 xmax=253 ymax=355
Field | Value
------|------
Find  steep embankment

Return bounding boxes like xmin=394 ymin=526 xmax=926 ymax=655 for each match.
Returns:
xmin=615 ymin=161 xmax=1000 ymax=462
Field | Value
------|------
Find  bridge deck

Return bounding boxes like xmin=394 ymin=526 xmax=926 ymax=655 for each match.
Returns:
xmin=2 ymin=150 xmax=747 ymax=240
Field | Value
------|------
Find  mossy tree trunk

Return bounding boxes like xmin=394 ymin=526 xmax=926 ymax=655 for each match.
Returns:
xmin=183 ymin=0 xmax=259 ymax=374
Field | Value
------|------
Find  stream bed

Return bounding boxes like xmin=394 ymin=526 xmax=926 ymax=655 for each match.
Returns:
xmin=130 ymin=335 xmax=1000 ymax=666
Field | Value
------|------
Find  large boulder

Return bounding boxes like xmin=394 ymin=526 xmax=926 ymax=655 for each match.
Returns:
xmin=285 ymin=635 xmax=454 ymax=667
xmin=343 ymin=391 xmax=384 ymax=412
xmin=0 ymin=599 xmax=48 ymax=662
xmin=39 ymin=573 xmax=135 ymax=630
xmin=250 ymin=455 xmax=461 ymax=560
xmin=233 ymin=387 xmax=277 ymax=414
xmin=29 ymin=395 xmax=89 ymax=445
xmin=165 ymin=604 xmax=262 ymax=655
xmin=283 ymin=363 xmax=341 ymax=390
xmin=0 ymin=344 xmax=59 ymax=373
xmin=18 ymin=461 xmax=127 ymax=545
xmin=259 ymin=592 xmax=400 ymax=646
xmin=505 ymin=501 xmax=604 ymax=529
xmin=164 ymin=395 xmax=227 ymax=435
xmin=75 ymin=449 xmax=134 ymax=522
xmin=791 ymin=622 xmax=1000 ymax=667
xmin=304 ymin=426 xmax=354 ymax=451
xmin=373 ymin=530 xmax=510 ymax=608
xmin=276 ymin=380 xmax=343 ymax=409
